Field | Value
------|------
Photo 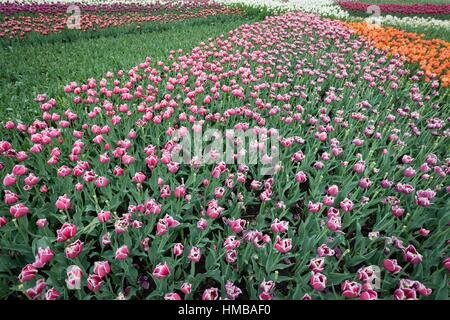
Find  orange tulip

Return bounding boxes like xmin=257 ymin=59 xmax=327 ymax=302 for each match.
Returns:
xmin=343 ymin=22 xmax=450 ymax=88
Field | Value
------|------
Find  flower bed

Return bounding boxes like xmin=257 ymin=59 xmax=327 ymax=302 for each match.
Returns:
xmin=219 ymin=0 xmax=450 ymax=31
xmin=0 ymin=7 xmax=239 ymax=39
xmin=0 ymin=12 xmax=448 ymax=300
xmin=338 ymin=1 xmax=450 ymax=16
xmin=345 ymin=22 xmax=450 ymax=87
xmin=0 ymin=0 xmax=222 ymax=15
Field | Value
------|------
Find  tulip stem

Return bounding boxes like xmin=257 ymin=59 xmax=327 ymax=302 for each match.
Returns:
xmin=106 ymin=277 xmax=114 ymax=295
xmin=13 ymin=219 xmax=30 ymax=243
xmin=190 ymin=261 xmax=195 ymax=276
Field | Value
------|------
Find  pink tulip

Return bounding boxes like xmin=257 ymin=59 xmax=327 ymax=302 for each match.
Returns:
xmin=341 ymin=280 xmax=361 ymax=298
xmin=56 ymin=223 xmax=77 ymax=243
xmin=173 ymin=243 xmax=184 ymax=257
xmin=295 ymin=171 xmax=307 ymax=183
xmin=55 ymin=194 xmax=71 ymax=211
xmin=403 ymin=245 xmax=423 ymax=265
xmin=310 ymin=272 xmax=327 ymax=291
xmin=188 ymin=247 xmax=202 ymax=263
xmin=4 ymin=190 xmax=19 ymax=205
xmin=309 ymin=258 xmax=325 ymax=273
xmin=65 ymin=240 xmax=84 ymax=260
xmin=202 ymin=287 xmax=219 ymax=300
xmin=36 ymin=218 xmax=48 ymax=229
xmin=19 ymin=264 xmax=38 ymax=283
xmin=98 ymin=210 xmax=111 ymax=223
xmin=87 ymin=274 xmax=103 ymax=292
xmin=274 ymin=236 xmax=292 ymax=254
xmin=3 ymin=174 xmax=17 ymax=187
xmin=33 ymin=247 xmax=54 ymax=268
xmin=12 ymin=165 xmax=28 ymax=176
xmin=115 ymin=245 xmax=129 ymax=261
xmin=271 ymin=218 xmax=288 ymax=234
xmin=9 ymin=203 xmax=29 ymax=219
xmin=0 ymin=217 xmax=7 ymax=228
xmin=340 ymin=198 xmax=354 ymax=213
xmin=228 ymin=218 xmax=246 ymax=234
xmin=94 ymin=261 xmax=110 ymax=278
xmin=153 ymin=262 xmax=170 ymax=280
xmin=164 ymin=293 xmax=182 ymax=300
xmin=181 ymin=282 xmax=192 ymax=295
xmin=66 ymin=265 xmax=83 ymax=290
xmin=327 ymin=185 xmax=339 ymax=196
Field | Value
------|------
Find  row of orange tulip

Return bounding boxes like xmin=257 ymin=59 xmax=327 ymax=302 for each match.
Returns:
xmin=344 ymin=22 xmax=450 ymax=88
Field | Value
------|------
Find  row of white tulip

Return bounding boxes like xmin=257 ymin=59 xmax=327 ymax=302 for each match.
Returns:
xmin=374 ymin=14 xmax=450 ymax=31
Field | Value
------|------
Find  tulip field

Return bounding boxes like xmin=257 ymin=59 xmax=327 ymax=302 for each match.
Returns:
xmin=0 ymin=0 xmax=449 ymax=301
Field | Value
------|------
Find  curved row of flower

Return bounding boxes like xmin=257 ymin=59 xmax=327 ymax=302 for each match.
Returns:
xmin=0 ymin=0 xmax=221 ymax=15
xmin=0 ymin=0 xmax=179 ymax=3
xmin=0 ymin=12 xmax=448 ymax=300
xmin=2 ymin=0 xmax=449 ymax=38
xmin=0 ymin=7 xmax=238 ymax=39
xmin=345 ymin=22 xmax=450 ymax=88
xmin=338 ymin=1 xmax=450 ymax=16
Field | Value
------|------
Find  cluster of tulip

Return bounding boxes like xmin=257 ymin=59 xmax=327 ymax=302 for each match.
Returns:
xmin=0 ymin=12 xmax=448 ymax=300
xmin=0 ymin=7 xmax=239 ymax=39
xmin=0 ymin=0 xmax=222 ymax=15
xmin=345 ymin=22 xmax=450 ymax=88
